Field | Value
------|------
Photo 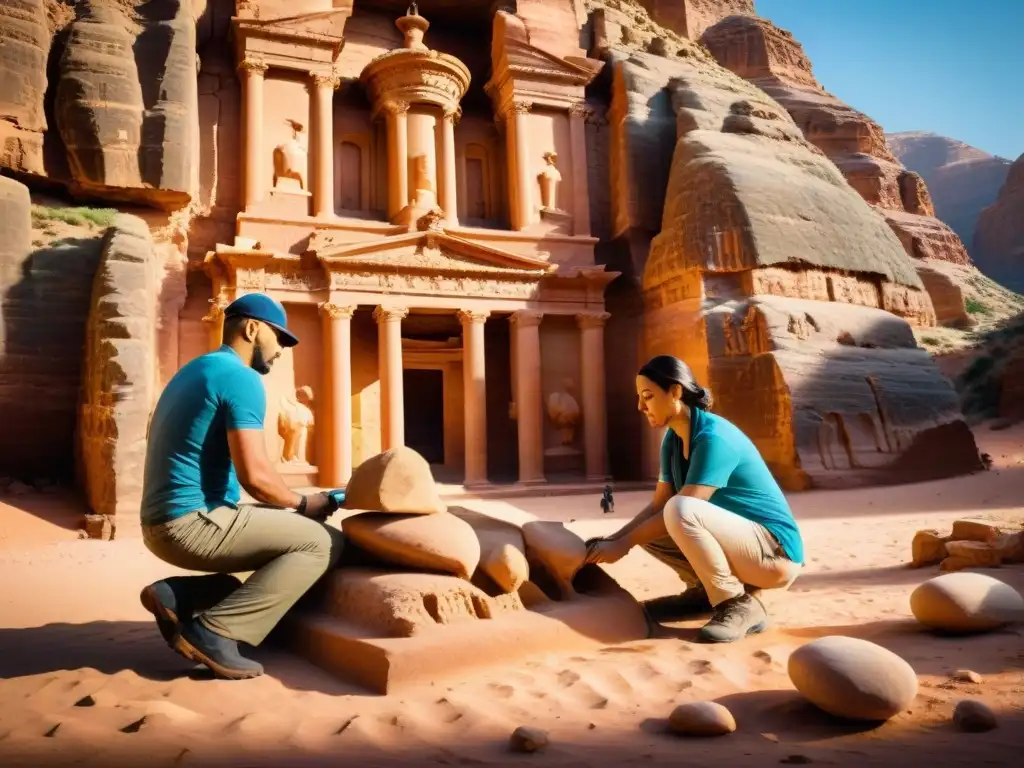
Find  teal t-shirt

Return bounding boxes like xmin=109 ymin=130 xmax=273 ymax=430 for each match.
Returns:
xmin=140 ymin=346 xmax=267 ymax=526
xmin=658 ymin=408 xmax=805 ymax=565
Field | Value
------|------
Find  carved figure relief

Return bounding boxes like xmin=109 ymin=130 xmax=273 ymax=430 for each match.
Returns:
xmin=410 ymin=153 xmax=436 ymax=208
xmin=273 ymin=119 xmax=308 ymax=191
xmin=538 ymin=151 xmax=563 ymax=211
xmin=278 ymin=386 xmax=315 ymax=465
xmin=546 ymin=378 xmax=581 ymax=445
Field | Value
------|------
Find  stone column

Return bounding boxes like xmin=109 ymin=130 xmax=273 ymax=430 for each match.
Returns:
xmin=311 ymin=72 xmax=340 ymax=218
xmin=510 ymin=309 xmax=544 ymax=484
xmin=320 ymin=302 xmax=355 ymax=487
xmin=577 ymin=311 xmax=610 ymax=480
xmin=239 ymin=57 xmax=269 ymax=210
xmin=507 ymin=101 xmax=533 ymax=230
xmin=440 ymin=107 xmax=460 ymax=226
xmin=374 ymin=305 xmax=409 ymax=450
xmin=201 ymin=298 xmax=227 ymax=352
xmin=568 ymin=103 xmax=592 ymax=237
xmin=385 ymin=101 xmax=410 ymax=220
xmin=458 ymin=309 xmax=489 ymax=486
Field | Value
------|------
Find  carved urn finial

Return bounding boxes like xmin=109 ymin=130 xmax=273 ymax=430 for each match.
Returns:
xmin=397 ymin=4 xmax=430 ymax=50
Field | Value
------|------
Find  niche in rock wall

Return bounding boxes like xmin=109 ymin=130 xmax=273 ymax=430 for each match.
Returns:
xmin=525 ymin=108 xmax=575 ymax=217
xmin=350 ymin=309 xmax=381 ymax=467
xmin=456 ymin=115 xmax=506 ymax=228
xmin=264 ymin=303 xmax=321 ymax=486
xmin=539 ymin=316 xmax=584 ymax=479
xmin=261 ymin=74 xmax=313 ymax=217
xmin=335 ymin=136 xmax=372 ymax=214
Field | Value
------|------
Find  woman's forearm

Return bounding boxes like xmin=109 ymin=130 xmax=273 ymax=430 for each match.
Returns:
xmin=622 ymin=512 xmax=668 ymax=548
xmin=611 ymin=503 xmax=661 ymax=541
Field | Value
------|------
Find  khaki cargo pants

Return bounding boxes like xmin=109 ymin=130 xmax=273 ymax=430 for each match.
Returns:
xmin=642 ymin=495 xmax=801 ymax=606
xmin=142 ymin=504 xmax=344 ymax=646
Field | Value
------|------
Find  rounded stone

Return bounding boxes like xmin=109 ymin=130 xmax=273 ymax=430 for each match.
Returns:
xmin=667 ymin=701 xmax=736 ymax=737
xmin=787 ymin=636 xmax=918 ymax=721
xmin=509 ymin=725 xmax=548 ymax=753
xmin=909 ymin=572 xmax=1024 ymax=633
xmin=953 ymin=699 xmax=998 ymax=732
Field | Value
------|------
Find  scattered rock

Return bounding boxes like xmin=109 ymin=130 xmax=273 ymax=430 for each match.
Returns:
xmin=509 ymin=725 xmax=549 ymax=753
xmin=951 ymin=669 xmax=983 ymax=684
xmin=911 ymin=529 xmax=949 ymax=567
xmin=83 ymin=514 xmax=116 ymax=541
xmin=342 ymin=447 xmax=446 ymax=515
xmin=910 ymin=572 xmax=1024 ymax=633
xmin=787 ymin=636 xmax=918 ymax=721
xmin=667 ymin=701 xmax=736 ymax=737
xmin=952 ymin=699 xmax=998 ymax=732
xmin=951 ymin=520 xmax=1002 ymax=543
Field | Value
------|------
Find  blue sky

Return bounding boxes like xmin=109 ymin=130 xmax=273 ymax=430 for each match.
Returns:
xmin=754 ymin=0 xmax=1023 ymax=160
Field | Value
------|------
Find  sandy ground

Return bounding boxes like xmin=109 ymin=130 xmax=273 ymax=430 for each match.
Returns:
xmin=1 ymin=426 xmax=1023 ymax=767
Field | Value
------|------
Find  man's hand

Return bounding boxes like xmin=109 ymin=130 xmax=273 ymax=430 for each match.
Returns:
xmin=300 ymin=491 xmax=335 ymax=522
xmin=584 ymin=536 xmax=632 ymax=565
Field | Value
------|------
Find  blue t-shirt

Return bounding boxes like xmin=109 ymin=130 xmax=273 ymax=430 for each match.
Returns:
xmin=140 ymin=346 xmax=267 ymax=525
xmin=658 ymin=408 xmax=805 ymax=565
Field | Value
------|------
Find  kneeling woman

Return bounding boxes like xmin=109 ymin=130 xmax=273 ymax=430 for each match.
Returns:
xmin=586 ymin=355 xmax=804 ymax=643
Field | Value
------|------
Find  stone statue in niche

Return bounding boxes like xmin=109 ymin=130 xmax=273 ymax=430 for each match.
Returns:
xmin=546 ymin=378 xmax=581 ymax=446
xmin=410 ymin=153 xmax=436 ymax=208
xmin=538 ymin=151 xmax=563 ymax=211
xmin=279 ymin=385 xmax=315 ymax=465
xmin=273 ymin=119 xmax=307 ymax=191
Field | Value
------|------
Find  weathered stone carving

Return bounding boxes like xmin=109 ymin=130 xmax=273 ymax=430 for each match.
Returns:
xmin=273 ymin=119 xmax=308 ymax=191
xmin=547 ymin=379 xmax=581 ymax=446
xmin=279 ymin=386 xmax=315 ymax=465
xmin=538 ymin=151 xmax=563 ymax=211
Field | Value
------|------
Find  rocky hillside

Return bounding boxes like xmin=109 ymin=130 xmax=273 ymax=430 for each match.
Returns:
xmin=974 ymin=152 xmax=1024 ymax=294
xmin=701 ymin=17 xmax=972 ymax=268
xmin=888 ymin=131 xmax=1012 ymax=261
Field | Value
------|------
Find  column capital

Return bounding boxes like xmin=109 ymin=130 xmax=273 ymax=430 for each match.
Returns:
xmin=311 ymin=71 xmax=341 ymax=90
xmin=510 ymin=309 xmax=543 ymax=328
xmin=319 ymin=302 xmax=356 ymax=321
xmin=576 ymin=311 xmax=610 ymax=330
xmin=383 ymin=99 xmax=411 ymax=116
xmin=457 ymin=309 xmax=490 ymax=325
xmin=498 ymin=99 xmax=532 ymax=123
xmin=238 ymin=57 xmax=269 ymax=76
xmin=442 ymin=105 xmax=462 ymax=125
xmin=373 ymin=305 xmax=410 ymax=324
xmin=568 ymin=102 xmax=591 ymax=120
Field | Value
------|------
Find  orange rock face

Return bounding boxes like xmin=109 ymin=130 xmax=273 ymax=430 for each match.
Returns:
xmin=635 ymin=0 xmax=755 ymax=40
xmin=974 ymin=153 xmax=1024 ymax=293
xmin=701 ymin=16 xmax=972 ymax=270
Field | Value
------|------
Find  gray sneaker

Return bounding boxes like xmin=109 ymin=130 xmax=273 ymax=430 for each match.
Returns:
xmin=699 ymin=593 xmax=767 ymax=643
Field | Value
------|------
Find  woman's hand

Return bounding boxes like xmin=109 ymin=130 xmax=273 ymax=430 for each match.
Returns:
xmin=584 ymin=536 xmax=632 ymax=565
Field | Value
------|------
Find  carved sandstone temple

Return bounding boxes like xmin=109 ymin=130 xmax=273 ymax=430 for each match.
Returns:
xmin=194 ymin=3 xmax=612 ymax=488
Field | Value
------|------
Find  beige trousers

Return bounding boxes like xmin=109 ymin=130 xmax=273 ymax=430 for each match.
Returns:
xmin=142 ymin=504 xmax=344 ymax=646
xmin=642 ymin=496 xmax=800 ymax=607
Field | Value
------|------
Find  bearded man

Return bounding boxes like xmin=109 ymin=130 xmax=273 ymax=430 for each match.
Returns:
xmin=138 ymin=293 xmax=342 ymax=679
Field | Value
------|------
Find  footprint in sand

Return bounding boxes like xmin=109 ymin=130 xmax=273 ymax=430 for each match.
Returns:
xmin=688 ymin=659 xmax=714 ymax=675
xmin=487 ymin=682 xmax=515 ymax=699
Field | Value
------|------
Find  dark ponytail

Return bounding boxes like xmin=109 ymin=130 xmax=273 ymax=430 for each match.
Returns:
xmin=637 ymin=355 xmax=713 ymax=411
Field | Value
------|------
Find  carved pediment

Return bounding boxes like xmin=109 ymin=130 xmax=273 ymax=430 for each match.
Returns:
xmin=233 ymin=8 xmax=351 ymax=45
xmin=311 ymin=230 xmax=556 ymax=281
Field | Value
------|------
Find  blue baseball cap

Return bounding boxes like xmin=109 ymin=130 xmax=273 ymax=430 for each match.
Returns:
xmin=224 ymin=293 xmax=299 ymax=347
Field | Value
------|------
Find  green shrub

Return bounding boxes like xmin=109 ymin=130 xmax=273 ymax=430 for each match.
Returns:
xmin=31 ymin=204 xmax=117 ymax=229
xmin=965 ymin=297 xmax=989 ymax=315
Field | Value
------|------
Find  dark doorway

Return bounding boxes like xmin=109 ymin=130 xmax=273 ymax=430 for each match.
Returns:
xmin=403 ymin=368 xmax=445 ymax=465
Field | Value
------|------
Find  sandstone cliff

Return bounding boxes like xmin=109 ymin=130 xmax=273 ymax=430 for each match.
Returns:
xmin=0 ymin=0 xmax=199 ymax=210
xmin=888 ymin=131 xmax=1012 ymax=260
xmin=974 ymin=153 xmax=1024 ymax=293
xmin=701 ymin=16 xmax=973 ymax=270
xmin=632 ymin=0 xmax=755 ymax=40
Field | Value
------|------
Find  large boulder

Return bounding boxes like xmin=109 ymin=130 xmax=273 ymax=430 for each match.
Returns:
xmin=521 ymin=520 xmax=588 ymax=596
xmin=909 ymin=572 xmax=1024 ymax=633
xmin=343 ymin=447 xmax=447 ymax=515
xmin=342 ymin=511 xmax=481 ymax=580
xmin=788 ymin=636 xmax=919 ymax=721
xmin=450 ymin=507 xmax=531 ymax=594
xmin=0 ymin=0 xmax=52 ymax=174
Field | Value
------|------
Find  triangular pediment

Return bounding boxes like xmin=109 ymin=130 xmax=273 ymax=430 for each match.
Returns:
xmin=312 ymin=230 xmax=556 ymax=279
xmin=235 ymin=10 xmax=349 ymax=42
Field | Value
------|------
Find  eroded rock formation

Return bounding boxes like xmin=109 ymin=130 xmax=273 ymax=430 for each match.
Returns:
xmin=700 ymin=16 xmax=973 ymax=271
xmin=974 ymin=152 xmax=1024 ymax=293
xmin=633 ymin=0 xmax=755 ymax=40
xmin=78 ymin=215 xmax=160 ymax=517
xmin=608 ymin=44 xmax=981 ymax=488
xmin=888 ymin=131 xmax=1012 ymax=260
